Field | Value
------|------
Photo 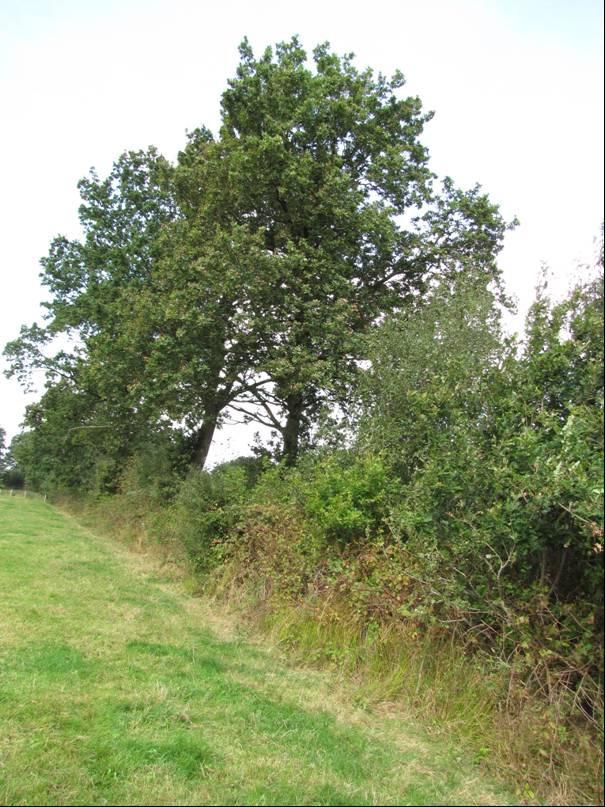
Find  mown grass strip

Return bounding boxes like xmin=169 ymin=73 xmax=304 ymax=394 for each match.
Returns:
xmin=0 ymin=496 xmax=510 ymax=806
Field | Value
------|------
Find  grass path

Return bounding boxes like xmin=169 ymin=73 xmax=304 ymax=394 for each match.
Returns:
xmin=0 ymin=495 xmax=510 ymax=806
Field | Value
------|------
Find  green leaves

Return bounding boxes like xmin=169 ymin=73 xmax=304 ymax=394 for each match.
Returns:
xmin=359 ymin=261 xmax=604 ymax=678
xmin=206 ymin=38 xmax=510 ymax=462
xmin=5 ymin=35 xmax=512 ymax=475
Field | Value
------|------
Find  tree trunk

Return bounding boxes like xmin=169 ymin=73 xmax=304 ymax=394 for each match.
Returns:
xmin=282 ymin=394 xmax=303 ymax=466
xmin=192 ymin=416 xmax=218 ymax=470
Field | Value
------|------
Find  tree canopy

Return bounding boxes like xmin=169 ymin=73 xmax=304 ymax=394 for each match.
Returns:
xmin=4 ymin=37 xmax=512 ymax=476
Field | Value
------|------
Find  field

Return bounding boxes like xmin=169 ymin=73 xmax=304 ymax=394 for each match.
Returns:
xmin=0 ymin=495 xmax=511 ymax=806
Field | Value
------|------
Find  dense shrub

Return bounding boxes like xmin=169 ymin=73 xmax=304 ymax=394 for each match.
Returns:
xmin=162 ymin=459 xmax=266 ymax=573
xmin=361 ymin=272 xmax=604 ymax=690
xmin=118 ymin=434 xmax=189 ymax=502
xmin=298 ymin=453 xmax=389 ymax=544
xmin=1 ymin=467 xmax=25 ymax=489
xmin=219 ymin=503 xmax=312 ymax=604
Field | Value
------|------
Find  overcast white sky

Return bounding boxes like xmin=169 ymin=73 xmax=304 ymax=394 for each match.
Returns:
xmin=1 ymin=0 xmax=603 ymax=461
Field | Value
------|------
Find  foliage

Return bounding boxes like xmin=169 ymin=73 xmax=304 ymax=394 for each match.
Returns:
xmin=0 ymin=428 xmax=25 ymax=488
xmin=360 ymin=268 xmax=604 ymax=685
xmin=4 ymin=37 xmax=511 ymax=471
xmin=1 ymin=34 xmax=602 ymax=803
xmin=294 ymin=452 xmax=389 ymax=544
xmin=4 ymin=149 xmax=182 ymax=487
xmin=117 ymin=432 xmax=190 ymax=502
xmin=204 ymin=38 xmax=511 ymax=463
xmin=162 ymin=460 xmax=262 ymax=573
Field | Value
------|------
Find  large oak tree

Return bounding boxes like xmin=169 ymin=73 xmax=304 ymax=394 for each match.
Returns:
xmin=5 ymin=37 xmax=512 ymax=475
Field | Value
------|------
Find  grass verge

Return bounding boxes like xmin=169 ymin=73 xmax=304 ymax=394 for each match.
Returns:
xmin=0 ymin=494 xmax=512 ymax=806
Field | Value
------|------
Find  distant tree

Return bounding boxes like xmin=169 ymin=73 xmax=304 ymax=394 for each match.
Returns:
xmin=3 ymin=149 xmax=179 ymax=476
xmin=0 ymin=429 xmax=26 ymax=489
xmin=0 ymin=426 xmax=6 ymax=474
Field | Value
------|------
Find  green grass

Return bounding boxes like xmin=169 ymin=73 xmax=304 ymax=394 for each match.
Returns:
xmin=0 ymin=495 xmax=510 ymax=806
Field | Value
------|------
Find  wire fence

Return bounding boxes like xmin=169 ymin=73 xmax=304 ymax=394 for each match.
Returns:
xmin=0 ymin=487 xmax=48 ymax=502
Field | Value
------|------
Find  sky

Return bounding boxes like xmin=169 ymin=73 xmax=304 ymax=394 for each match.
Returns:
xmin=0 ymin=0 xmax=603 ymax=461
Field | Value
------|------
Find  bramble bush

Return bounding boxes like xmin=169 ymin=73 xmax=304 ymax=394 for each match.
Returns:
xmin=360 ymin=269 xmax=603 ymax=690
xmin=161 ymin=456 xmax=268 ymax=573
xmin=299 ymin=452 xmax=389 ymax=544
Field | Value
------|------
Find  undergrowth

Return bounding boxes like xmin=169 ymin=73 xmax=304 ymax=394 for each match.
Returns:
xmin=58 ymin=486 xmax=604 ymax=806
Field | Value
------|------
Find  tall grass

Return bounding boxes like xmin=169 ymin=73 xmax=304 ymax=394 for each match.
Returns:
xmin=206 ymin=565 xmax=603 ymax=806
